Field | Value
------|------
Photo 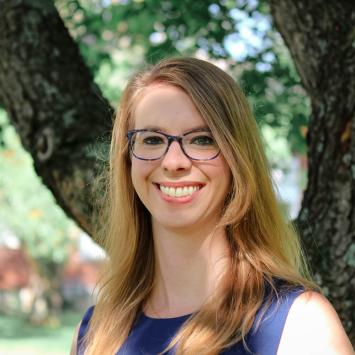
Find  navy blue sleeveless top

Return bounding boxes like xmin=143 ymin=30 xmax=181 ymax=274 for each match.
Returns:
xmin=77 ymin=286 xmax=304 ymax=355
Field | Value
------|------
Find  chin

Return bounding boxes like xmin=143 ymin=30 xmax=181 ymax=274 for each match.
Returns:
xmin=153 ymin=213 xmax=202 ymax=231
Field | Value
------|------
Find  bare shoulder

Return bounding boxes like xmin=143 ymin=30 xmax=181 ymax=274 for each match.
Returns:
xmin=70 ymin=321 xmax=82 ymax=355
xmin=277 ymin=291 xmax=354 ymax=355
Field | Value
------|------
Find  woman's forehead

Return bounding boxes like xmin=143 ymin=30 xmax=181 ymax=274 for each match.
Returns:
xmin=132 ymin=84 xmax=207 ymax=132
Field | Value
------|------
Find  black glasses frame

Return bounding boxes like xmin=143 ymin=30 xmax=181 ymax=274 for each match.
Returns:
xmin=126 ymin=128 xmax=221 ymax=161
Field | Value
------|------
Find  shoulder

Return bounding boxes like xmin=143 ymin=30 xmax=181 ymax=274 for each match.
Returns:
xmin=72 ymin=305 xmax=95 ymax=355
xmin=70 ymin=321 xmax=82 ymax=355
xmin=278 ymin=291 xmax=354 ymax=355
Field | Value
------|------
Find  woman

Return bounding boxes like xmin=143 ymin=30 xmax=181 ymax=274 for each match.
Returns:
xmin=71 ymin=57 xmax=353 ymax=354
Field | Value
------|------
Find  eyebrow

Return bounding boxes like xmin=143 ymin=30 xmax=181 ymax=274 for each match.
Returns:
xmin=139 ymin=124 xmax=210 ymax=133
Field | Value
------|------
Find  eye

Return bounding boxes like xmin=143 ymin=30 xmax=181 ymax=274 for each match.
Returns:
xmin=190 ymin=135 xmax=215 ymax=145
xmin=142 ymin=135 xmax=165 ymax=145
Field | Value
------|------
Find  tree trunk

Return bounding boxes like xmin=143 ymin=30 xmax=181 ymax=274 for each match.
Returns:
xmin=0 ymin=0 xmax=114 ymax=238
xmin=269 ymin=0 xmax=355 ymax=342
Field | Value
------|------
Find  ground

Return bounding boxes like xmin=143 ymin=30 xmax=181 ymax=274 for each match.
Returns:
xmin=0 ymin=310 xmax=82 ymax=355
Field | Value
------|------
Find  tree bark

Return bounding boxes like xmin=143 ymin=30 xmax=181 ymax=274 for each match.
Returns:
xmin=269 ymin=0 xmax=355 ymax=342
xmin=0 ymin=0 xmax=114 ymax=237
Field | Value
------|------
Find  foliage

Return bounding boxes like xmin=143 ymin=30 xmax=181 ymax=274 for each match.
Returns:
xmin=54 ymin=0 xmax=310 ymax=164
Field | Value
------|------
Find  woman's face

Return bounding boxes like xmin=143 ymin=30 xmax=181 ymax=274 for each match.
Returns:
xmin=130 ymin=83 xmax=231 ymax=231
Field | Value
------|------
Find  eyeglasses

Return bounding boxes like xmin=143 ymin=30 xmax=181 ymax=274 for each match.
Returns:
xmin=126 ymin=128 xmax=220 ymax=161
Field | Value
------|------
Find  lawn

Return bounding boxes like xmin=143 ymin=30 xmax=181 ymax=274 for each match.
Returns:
xmin=0 ymin=310 xmax=83 ymax=355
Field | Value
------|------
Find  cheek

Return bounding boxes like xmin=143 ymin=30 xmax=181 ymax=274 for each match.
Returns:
xmin=131 ymin=161 xmax=143 ymax=191
xmin=131 ymin=160 xmax=154 ymax=198
xmin=210 ymin=158 xmax=232 ymax=199
xmin=209 ymin=156 xmax=231 ymax=184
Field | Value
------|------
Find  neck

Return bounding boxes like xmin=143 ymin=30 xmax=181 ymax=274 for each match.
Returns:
xmin=145 ymin=218 xmax=231 ymax=318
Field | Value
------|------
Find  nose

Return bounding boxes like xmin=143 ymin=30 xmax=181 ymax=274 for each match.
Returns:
xmin=160 ymin=141 xmax=192 ymax=172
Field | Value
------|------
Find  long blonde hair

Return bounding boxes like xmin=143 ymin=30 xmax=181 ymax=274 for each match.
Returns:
xmin=84 ymin=56 xmax=317 ymax=355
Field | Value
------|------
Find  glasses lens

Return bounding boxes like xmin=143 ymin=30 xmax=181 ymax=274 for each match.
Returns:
xmin=182 ymin=131 xmax=219 ymax=160
xmin=131 ymin=131 xmax=167 ymax=160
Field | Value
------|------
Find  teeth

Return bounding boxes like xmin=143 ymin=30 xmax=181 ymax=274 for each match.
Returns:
xmin=159 ymin=184 xmax=200 ymax=197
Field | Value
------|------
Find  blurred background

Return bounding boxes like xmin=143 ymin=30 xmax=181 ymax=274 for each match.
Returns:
xmin=0 ymin=0 xmax=314 ymax=353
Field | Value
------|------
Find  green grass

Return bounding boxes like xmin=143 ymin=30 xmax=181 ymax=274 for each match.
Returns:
xmin=0 ymin=310 xmax=83 ymax=355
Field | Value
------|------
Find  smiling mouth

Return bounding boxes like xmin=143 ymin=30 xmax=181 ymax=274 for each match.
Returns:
xmin=154 ymin=183 xmax=205 ymax=198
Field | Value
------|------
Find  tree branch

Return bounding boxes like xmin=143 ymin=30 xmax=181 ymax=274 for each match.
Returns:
xmin=0 ymin=0 xmax=114 ymax=238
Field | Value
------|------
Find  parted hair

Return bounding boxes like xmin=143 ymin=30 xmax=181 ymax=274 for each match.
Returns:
xmin=84 ymin=56 xmax=317 ymax=355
